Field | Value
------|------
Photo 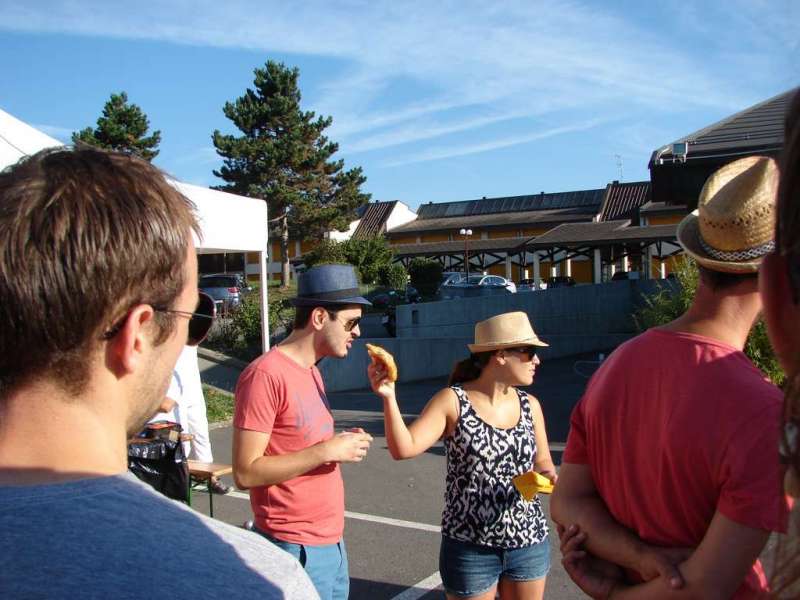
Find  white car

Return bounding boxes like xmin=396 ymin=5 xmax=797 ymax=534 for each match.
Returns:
xmin=461 ymin=274 xmax=517 ymax=294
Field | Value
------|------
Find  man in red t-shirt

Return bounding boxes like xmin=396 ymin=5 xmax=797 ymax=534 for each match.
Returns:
xmin=552 ymin=156 xmax=790 ymax=599
xmin=233 ymin=264 xmax=374 ymax=600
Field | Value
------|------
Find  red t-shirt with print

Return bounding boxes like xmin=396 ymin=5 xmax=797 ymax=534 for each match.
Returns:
xmin=234 ymin=347 xmax=343 ymax=545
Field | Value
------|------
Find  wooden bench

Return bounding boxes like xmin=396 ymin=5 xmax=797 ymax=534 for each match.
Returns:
xmin=187 ymin=460 xmax=233 ymax=518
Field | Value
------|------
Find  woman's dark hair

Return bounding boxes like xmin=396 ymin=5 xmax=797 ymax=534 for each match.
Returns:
xmin=448 ymin=352 xmax=494 ymax=386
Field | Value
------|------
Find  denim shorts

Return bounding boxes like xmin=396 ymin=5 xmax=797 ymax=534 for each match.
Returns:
xmin=439 ymin=535 xmax=551 ymax=598
xmin=254 ymin=529 xmax=349 ymax=600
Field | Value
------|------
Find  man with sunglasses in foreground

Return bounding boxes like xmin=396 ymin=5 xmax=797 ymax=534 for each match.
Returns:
xmin=150 ymin=294 xmax=232 ymax=494
xmin=0 ymin=147 xmax=316 ymax=598
xmin=233 ymin=263 xmax=374 ymax=600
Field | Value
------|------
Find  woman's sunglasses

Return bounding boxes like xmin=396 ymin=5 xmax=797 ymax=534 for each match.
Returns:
xmin=506 ymin=346 xmax=538 ymax=361
xmin=103 ymin=292 xmax=216 ymax=346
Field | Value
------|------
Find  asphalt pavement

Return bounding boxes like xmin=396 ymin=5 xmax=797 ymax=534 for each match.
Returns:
xmin=196 ymin=349 xmax=603 ymax=599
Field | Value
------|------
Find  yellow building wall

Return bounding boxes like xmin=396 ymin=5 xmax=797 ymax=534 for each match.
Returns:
xmin=648 ymin=214 xmax=683 ymax=226
xmin=649 ymin=254 xmax=683 ymax=278
xmin=570 ymin=260 xmax=593 ymax=283
xmin=270 ymin=241 xmax=282 ymax=260
xmin=522 ymin=227 xmax=549 ymax=237
xmin=246 ymin=252 xmax=259 ymax=266
xmin=486 ymin=264 xmax=506 ymax=277
xmin=488 ymin=229 xmax=518 ymax=239
xmin=421 ymin=232 xmax=451 ymax=243
xmin=300 ymin=240 xmax=315 ymax=254
xmin=540 ymin=260 xmax=552 ymax=278
xmin=389 ymin=235 xmax=418 ymax=245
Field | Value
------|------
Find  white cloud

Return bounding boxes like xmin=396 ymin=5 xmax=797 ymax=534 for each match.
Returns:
xmin=383 ymin=118 xmax=607 ymax=167
xmin=1 ymin=1 xmax=793 ymax=164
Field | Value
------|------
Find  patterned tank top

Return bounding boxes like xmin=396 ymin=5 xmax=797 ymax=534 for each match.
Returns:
xmin=441 ymin=385 xmax=549 ymax=548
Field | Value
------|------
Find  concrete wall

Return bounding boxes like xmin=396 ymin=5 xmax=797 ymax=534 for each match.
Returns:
xmin=319 ymin=280 xmax=671 ymax=392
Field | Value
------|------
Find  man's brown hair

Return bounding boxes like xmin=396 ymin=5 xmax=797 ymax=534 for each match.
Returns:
xmin=0 ymin=146 xmax=199 ymax=398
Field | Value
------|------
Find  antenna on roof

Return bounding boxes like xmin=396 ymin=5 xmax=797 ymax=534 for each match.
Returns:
xmin=614 ymin=154 xmax=624 ymax=181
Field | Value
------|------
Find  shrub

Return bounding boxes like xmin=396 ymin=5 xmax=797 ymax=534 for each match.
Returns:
xmin=378 ymin=262 xmax=409 ymax=290
xmin=301 ymin=236 xmax=394 ymax=285
xmin=303 ymin=239 xmax=348 ymax=268
xmin=634 ymin=256 xmax=783 ymax=384
xmin=408 ymin=257 xmax=444 ymax=298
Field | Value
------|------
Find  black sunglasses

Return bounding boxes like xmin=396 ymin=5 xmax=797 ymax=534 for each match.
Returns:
xmin=325 ymin=310 xmax=362 ymax=332
xmin=506 ymin=346 xmax=538 ymax=361
xmin=103 ymin=292 xmax=216 ymax=346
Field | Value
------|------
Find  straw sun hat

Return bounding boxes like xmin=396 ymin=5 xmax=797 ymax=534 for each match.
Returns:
xmin=676 ymin=156 xmax=778 ymax=274
xmin=468 ymin=311 xmax=549 ymax=353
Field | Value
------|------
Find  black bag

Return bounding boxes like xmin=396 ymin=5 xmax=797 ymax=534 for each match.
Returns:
xmin=128 ymin=421 xmax=189 ymax=502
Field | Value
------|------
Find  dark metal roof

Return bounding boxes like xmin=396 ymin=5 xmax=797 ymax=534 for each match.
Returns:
xmin=391 ymin=237 xmax=529 ymax=258
xmin=639 ymin=201 xmax=688 ymax=215
xmin=352 ymin=200 xmax=397 ymax=239
xmin=650 ymin=89 xmax=795 ymax=166
xmin=415 ymin=188 xmax=605 ymax=220
xmin=386 ymin=207 xmax=596 ymax=235
xmin=599 ymin=180 xmax=651 ymax=222
xmin=524 ymin=221 xmax=677 ymax=249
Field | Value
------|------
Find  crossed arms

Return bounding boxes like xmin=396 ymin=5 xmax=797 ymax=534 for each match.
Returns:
xmin=550 ymin=463 xmax=770 ymax=600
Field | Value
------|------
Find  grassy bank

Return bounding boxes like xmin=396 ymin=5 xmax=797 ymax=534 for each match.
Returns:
xmin=203 ymin=384 xmax=235 ymax=423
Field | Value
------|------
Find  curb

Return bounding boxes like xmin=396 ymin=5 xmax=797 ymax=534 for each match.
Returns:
xmin=197 ymin=346 xmax=250 ymax=370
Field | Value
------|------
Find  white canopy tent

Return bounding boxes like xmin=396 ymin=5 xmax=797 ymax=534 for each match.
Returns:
xmin=0 ymin=108 xmax=270 ymax=350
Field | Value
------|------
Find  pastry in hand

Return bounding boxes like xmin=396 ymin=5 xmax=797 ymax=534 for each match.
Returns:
xmin=366 ymin=343 xmax=398 ymax=382
xmin=512 ymin=471 xmax=554 ymax=500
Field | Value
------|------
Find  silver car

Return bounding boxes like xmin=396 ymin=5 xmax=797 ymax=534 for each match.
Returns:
xmin=199 ymin=273 xmax=249 ymax=313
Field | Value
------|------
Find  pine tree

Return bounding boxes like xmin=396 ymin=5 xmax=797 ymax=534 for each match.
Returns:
xmin=212 ymin=60 xmax=370 ymax=287
xmin=72 ymin=92 xmax=161 ymax=161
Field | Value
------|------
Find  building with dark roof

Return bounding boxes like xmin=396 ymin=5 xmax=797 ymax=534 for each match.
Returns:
xmin=649 ymin=88 xmax=795 ymax=208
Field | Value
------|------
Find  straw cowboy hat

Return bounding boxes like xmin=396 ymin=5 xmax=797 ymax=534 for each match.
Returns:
xmin=290 ymin=264 xmax=372 ymax=307
xmin=676 ymin=156 xmax=778 ymax=274
xmin=468 ymin=311 xmax=549 ymax=353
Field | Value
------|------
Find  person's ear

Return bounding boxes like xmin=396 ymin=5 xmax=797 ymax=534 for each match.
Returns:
xmin=310 ymin=307 xmax=328 ymax=331
xmin=105 ymin=305 xmax=157 ymax=377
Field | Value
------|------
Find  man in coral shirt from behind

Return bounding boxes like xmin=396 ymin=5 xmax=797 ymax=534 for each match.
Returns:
xmin=552 ymin=157 xmax=791 ymax=599
xmin=233 ymin=264 xmax=374 ymax=600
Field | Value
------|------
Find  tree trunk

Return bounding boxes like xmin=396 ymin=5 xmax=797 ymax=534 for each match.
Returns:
xmin=280 ymin=214 xmax=291 ymax=288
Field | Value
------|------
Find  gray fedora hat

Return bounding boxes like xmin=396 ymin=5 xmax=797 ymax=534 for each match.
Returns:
xmin=290 ymin=264 xmax=372 ymax=307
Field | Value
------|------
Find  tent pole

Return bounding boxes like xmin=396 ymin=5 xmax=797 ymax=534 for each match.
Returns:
xmin=260 ymin=249 xmax=270 ymax=352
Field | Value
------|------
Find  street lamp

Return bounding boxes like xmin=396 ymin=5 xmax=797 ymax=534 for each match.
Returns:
xmin=459 ymin=228 xmax=473 ymax=279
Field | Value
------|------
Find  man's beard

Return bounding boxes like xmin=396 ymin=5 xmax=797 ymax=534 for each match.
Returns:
xmin=125 ymin=353 xmax=173 ymax=437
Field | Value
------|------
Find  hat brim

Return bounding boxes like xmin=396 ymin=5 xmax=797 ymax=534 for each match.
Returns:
xmin=468 ymin=337 xmax=549 ymax=353
xmin=289 ymin=296 xmax=372 ymax=308
xmin=676 ymin=212 xmax=764 ymax=274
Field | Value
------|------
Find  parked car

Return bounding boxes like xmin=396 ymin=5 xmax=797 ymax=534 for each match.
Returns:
xmin=461 ymin=274 xmax=517 ymax=294
xmin=439 ymin=274 xmax=516 ymax=299
xmin=440 ymin=271 xmax=465 ymax=287
xmin=544 ymin=276 xmax=576 ymax=288
xmin=517 ymin=278 xmax=537 ymax=292
xmin=199 ymin=273 xmax=250 ymax=312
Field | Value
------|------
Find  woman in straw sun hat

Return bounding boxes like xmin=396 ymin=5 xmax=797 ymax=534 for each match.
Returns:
xmin=368 ymin=311 xmax=557 ymax=600
xmin=760 ymin=88 xmax=800 ymax=597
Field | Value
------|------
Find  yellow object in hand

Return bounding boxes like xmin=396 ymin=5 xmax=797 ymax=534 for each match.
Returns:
xmin=512 ymin=471 xmax=554 ymax=500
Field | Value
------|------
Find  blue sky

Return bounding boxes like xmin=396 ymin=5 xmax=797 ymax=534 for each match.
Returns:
xmin=1 ymin=1 xmax=797 ymax=210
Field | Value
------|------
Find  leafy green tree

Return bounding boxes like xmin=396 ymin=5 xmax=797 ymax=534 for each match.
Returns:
xmin=408 ymin=258 xmax=444 ymax=299
xmin=378 ymin=263 xmax=409 ymax=290
xmin=212 ymin=60 xmax=370 ymax=287
xmin=302 ymin=236 xmax=394 ymax=285
xmin=302 ymin=240 xmax=348 ymax=269
xmin=343 ymin=236 xmax=394 ymax=285
xmin=634 ymin=256 xmax=783 ymax=384
xmin=72 ymin=92 xmax=161 ymax=160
